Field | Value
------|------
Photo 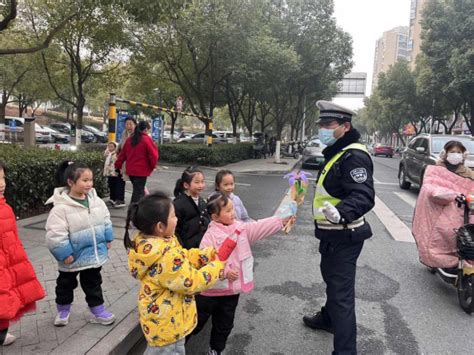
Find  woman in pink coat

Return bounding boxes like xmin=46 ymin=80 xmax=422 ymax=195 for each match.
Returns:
xmin=190 ymin=192 xmax=291 ymax=355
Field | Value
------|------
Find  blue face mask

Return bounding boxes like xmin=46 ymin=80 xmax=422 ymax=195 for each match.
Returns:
xmin=319 ymin=127 xmax=339 ymax=146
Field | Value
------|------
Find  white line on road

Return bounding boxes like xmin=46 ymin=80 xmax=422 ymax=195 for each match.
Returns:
xmin=204 ymin=180 xmax=251 ymax=187
xmin=393 ymin=191 xmax=417 ymax=208
xmin=373 ymin=195 xmax=415 ymax=243
xmin=373 ymin=177 xmax=398 ymax=186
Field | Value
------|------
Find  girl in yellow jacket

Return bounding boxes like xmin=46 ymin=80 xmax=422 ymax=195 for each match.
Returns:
xmin=125 ymin=191 xmax=236 ymax=354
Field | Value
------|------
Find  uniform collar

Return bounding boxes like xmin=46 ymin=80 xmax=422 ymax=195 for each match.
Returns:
xmin=322 ymin=128 xmax=361 ymax=161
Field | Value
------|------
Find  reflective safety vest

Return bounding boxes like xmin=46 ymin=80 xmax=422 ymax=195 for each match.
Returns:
xmin=313 ymin=143 xmax=368 ymax=230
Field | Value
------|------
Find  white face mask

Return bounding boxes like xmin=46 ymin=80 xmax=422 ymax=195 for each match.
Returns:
xmin=446 ymin=152 xmax=463 ymax=165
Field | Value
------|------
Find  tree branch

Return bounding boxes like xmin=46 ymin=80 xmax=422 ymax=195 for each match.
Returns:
xmin=0 ymin=11 xmax=79 ymax=56
xmin=0 ymin=0 xmax=17 ymax=31
xmin=41 ymin=51 xmax=76 ymax=108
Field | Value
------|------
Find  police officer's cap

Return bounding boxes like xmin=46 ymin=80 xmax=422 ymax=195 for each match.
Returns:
xmin=316 ymin=100 xmax=356 ymax=123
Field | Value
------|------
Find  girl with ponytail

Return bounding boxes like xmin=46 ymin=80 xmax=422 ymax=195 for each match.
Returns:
xmin=173 ymin=166 xmax=210 ymax=249
xmin=124 ymin=191 xmax=235 ymax=353
xmin=45 ymin=160 xmax=115 ymax=327
xmin=115 ymin=120 xmax=159 ymax=204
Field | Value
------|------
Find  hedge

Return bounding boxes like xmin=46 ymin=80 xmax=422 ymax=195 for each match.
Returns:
xmin=158 ymin=143 xmax=253 ymax=166
xmin=72 ymin=142 xmax=254 ymax=166
xmin=0 ymin=145 xmax=108 ymax=217
xmin=0 ymin=142 xmax=253 ymax=216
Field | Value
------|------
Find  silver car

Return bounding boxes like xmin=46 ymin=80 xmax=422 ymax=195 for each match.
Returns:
xmin=177 ymin=133 xmax=225 ymax=144
xmin=302 ymin=140 xmax=326 ymax=169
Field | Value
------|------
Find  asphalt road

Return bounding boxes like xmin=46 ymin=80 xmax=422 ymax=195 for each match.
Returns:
xmin=129 ymin=159 xmax=473 ymax=354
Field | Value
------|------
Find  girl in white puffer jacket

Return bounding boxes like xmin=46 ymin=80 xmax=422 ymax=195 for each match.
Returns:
xmin=45 ymin=161 xmax=115 ymax=327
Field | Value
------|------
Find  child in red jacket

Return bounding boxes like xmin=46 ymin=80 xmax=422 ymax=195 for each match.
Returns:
xmin=0 ymin=160 xmax=45 ymax=346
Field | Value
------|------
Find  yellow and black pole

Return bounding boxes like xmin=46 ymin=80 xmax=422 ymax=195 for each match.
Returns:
xmin=207 ymin=118 xmax=213 ymax=147
xmin=108 ymin=93 xmax=117 ymax=142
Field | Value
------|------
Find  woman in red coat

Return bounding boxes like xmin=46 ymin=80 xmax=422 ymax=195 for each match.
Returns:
xmin=0 ymin=160 xmax=45 ymax=346
xmin=115 ymin=121 xmax=159 ymax=204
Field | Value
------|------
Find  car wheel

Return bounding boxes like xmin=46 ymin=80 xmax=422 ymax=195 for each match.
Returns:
xmin=399 ymin=167 xmax=411 ymax=190
xmin=419 ymin=167 xmax=427 ymax=187
xmin=91 ymin=136 xmax=97 ymax=143
xmin=389 ymin=155 xmax=393 ymax=158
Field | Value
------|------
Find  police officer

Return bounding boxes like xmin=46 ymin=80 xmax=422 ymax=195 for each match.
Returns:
xmin=303 ymin=101 xmax=375 ymax=355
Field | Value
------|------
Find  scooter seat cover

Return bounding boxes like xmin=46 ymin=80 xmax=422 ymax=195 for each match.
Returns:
xmin=413 ymin=165 xmax=474 ymax=268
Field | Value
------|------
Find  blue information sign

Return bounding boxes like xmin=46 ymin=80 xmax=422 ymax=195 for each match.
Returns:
xmin=9 ymin=119 xmax=16 ymax=131
xmin=152 ymin=116 xmax=163 ymax=143
xmin=116 ymin=112 xmax=128 ymax=142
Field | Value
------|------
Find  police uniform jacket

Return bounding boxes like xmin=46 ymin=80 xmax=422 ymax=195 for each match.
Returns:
xmin=315 ymin=128 xmax=375 ymax=242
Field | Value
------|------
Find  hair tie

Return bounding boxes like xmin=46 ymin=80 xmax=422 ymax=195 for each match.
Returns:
xmin=68 ymin=161 xmax=74 ymax=165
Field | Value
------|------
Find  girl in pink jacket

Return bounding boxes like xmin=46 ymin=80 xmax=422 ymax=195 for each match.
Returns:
xmin=191 ymin=192 xmax=290 ymax=355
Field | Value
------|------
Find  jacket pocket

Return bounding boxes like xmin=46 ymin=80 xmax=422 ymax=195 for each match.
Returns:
xmin=242 ymin=256 xmax=254 ymax=284
xmin=350 ymin=223 xmax=372 ymax=242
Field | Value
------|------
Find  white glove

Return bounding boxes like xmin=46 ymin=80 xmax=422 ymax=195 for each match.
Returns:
xmin=321 ymin=201 xmax=341 ymax=223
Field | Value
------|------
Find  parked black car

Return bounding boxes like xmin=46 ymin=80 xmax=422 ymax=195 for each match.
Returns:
xmin=49 ymin=122 xmax=95 ymax=143
xmin=398 ymin=134 xmax=474 ymax=190
xmin=83 ymin=125 xmax=108 ymax=143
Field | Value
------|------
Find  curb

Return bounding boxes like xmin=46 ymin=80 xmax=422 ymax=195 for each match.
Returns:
xmin=159 ymin=157 xmax=301 ymax=175
xmin=87 ymin=307 xmax=142 ymax=355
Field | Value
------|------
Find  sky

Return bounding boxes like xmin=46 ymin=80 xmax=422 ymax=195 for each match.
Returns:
xmin=333 ymin=0 xmax=412 ymax=110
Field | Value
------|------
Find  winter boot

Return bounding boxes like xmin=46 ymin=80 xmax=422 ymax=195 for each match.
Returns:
xmin=89 ymin=304 xmax=115 ymax=325
xmin=54 ymin=304 xmax=71 ymax=327
xmin=0 ymin=333 xmax=16 ymax=346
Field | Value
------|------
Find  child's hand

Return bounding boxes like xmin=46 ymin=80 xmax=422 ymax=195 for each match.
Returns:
xmin=226 ymin=269 xmax=239 ymax=281
xmin=282 ymin=215 xmax=296 ymax=226
xmin=64 ymin=255 xmax=74 ymax=264
xmin=107 ymin=242 xmax=112 ymax=249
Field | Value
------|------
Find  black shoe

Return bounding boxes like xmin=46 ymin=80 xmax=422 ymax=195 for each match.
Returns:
xmin=114 ymin=201 xmax=126 ymax=208
xmin=303 ymin=311 xmax=334 ymax=334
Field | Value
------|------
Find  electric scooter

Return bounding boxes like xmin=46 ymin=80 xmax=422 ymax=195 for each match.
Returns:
xmin=429 ymin=194 xmax=474 ymax=314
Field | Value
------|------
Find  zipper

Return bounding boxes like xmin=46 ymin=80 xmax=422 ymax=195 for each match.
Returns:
xmin=86 ymin=198 xmax=100 ymax=263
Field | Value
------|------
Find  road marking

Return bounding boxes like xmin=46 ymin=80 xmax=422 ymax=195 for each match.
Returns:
xmin=204 ymin=180 xmax=251 ymax=187
xmin=393 ymin=191 xmax=417 ymax=208
xmin=373 ymin=195 xmax=414 ymax=243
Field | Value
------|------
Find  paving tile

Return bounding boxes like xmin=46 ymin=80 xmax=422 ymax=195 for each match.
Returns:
xmin=21 ymin=340 xmax=58 ymax=354
xmin=50 ymin=334 xmax=101 ymax=355
xmin=54 ymin=319 xmax=87 ymax=345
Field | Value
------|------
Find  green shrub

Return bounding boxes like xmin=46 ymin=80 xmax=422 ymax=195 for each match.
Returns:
xmin=0 ymin=145 xmax=108 ymax=217
xmin=158 ymin=143 xmax=253 ymax=166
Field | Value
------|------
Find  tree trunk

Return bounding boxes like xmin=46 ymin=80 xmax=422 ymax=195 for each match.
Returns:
xmin=170 ymin=113 xmax=178 ymax=142
xmin=470 ymin=104 xmax=474 ymax=136
xmin=75 ymin=97 xmax=85 ymax=146
xmin=0 ymin=101 xmax=6 ymax=141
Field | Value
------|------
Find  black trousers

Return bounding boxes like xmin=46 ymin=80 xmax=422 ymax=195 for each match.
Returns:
xmin=115 ymin=174 xmax=126 ymax=202
xmin=129 ymin=176 xmax=147 ymax=203
xmin=108 ymin=176 xmax=125 ymax=202
xmin=0 ymin=328 xmax=8 ymax=345
xmin=192 ymin=294 xmax=240 ymax=352
xmin=55 ymin=267 xmax=104 ymax=307
xmin=320 ymin=240 xmax=364 ymax=355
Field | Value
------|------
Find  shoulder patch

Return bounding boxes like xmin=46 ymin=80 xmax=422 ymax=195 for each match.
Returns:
xmin=350 ymin=168 xmax=367 ymax=183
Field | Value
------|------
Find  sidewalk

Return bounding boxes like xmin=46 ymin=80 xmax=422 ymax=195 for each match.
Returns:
xmin=221 ymin=156 xmax=300 ymax=174
xmin=1 ymin=200 xmax=139 ymax=355
xmin=1 ymin=157 xmax=299 ymax=355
